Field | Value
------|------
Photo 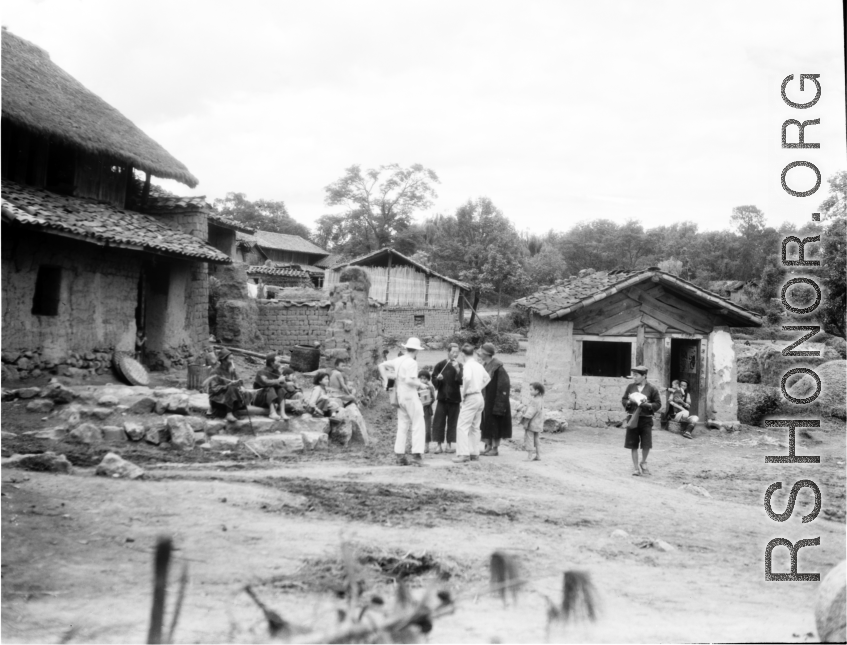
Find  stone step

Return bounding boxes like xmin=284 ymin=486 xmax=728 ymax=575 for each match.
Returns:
xmin=208 ymin=430 xmax=328 ymax=454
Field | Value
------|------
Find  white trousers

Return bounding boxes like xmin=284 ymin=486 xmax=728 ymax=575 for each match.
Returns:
xmin=395 ymin=396 xmax=426 ymax=455
xmin=456 ymin=393 xmax=484 ymax=457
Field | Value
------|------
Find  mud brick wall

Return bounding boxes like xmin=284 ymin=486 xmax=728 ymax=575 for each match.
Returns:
xmin=149 ymin=208 xmax=208 ymax=241
xmin=1 ymin=231 xmax=141 ymax=363
xmin=381 ymin=307 xmax=457 ymax=341
xmin=257 ymin=301 xmax=330 ymax=353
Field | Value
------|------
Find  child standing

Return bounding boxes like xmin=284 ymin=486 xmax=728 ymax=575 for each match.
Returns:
xmin=521 ymin=382 xmax=545 ymax=461
xmin=418 ymin=370 xmax=436 ymax=454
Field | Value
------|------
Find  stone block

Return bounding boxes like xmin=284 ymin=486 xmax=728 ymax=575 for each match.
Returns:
xmin=187 ymin=393 xmax=210 ymax=414
xmin=26 ymin=426 xmax=68 ymax=441
xmin=286 ymin=415 xmax=330 ymax=435
xmin=17 ymin=387 xmax=40 ymax=400
xmin=194 ymin=432 xmax=208 ymax=445
xmin=209 ymin=435 xmax=240 ymax=451
xmin=69 ymin=423 xmax=103 ymax=444
xmin=96 ymin=452 xmax=144 ymax=480
xmin=26 ymin=398 xmax=55 ymax=414
xmin=206 ymin=419 xmax=227 ymax=435
xmin=13 ymin=452 xmax=74 ymax=474
xmin=123 ymin=421 xmax=145 ymax=441
xmin=127 ymin=397 xmax=157 ymax=415
xmin=301 ymin=430 xmax=329 ymax=450
xmin=144 ymin=421 xmax=170 ymax=445
xmin=97 ymin=395 xmax=119 ymax=407
xmin=244 ymin=433 xmax=304 ymax=456
xmin=184 ymin=416 xmax=207 ymax=432
xmin=102 ymin=426 xmax=126 ymax=443
xmin=166 ymin=415 xmax=196 ymax=450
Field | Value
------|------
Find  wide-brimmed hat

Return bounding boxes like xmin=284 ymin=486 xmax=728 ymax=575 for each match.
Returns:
xmin=404 ymin=337 xmax=424 ymax=351
xmin=631 ymin=365 xmax=648 ymax=375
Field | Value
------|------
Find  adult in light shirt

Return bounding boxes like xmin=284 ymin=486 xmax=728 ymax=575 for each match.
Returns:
xmin=452 ymin=344 xmax=491 ymax=464
xmin=379 ymin=338 xmax=427 ymax=467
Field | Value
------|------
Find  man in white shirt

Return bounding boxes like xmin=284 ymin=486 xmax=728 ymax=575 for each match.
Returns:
xmin=453 ymin=344 xmax=491 ymax=464
xmin=379 ymin=338 xmax=426 ymax=466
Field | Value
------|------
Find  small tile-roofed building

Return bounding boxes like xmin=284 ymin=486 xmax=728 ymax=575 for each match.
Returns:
xmin=513 ymin=268 xmax=763 ymax=428
xmin=1 ymin=28 xmax=229 ymax=375
xmin=238 ymin=230 xmax=332 ymax=288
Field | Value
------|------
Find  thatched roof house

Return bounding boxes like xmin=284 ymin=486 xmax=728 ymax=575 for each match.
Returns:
xmin=514 ymin=268 xmax=762 ymax=427
xmin=1 ymin=28 xmax=197 ymax=187
xmin=1 ymin=28 xmax=225 ymax=375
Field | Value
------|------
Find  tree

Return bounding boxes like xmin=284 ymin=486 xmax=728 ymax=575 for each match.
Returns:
xmin=213 ymin=192 xmax=311 ymax=239
xmin=525 ymin=243 xmax=568 ymax=289
xmin=658 ymin=257 xmax=683 ymax=276
xmin=818 ymin=172 xmax=847 ymax=337
xmin=323 ymin=163 xmax=439 ymax=254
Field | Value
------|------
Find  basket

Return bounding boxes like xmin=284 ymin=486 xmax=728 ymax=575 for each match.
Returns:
xmin=112 ymin=352 xmax=150 ymax=386
xmin=187 ymin=364 xmax=211 ymax=391
xmin=290 ymin=345 xmax=321 ymax=372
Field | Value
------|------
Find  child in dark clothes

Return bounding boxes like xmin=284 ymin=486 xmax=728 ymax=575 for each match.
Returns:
xmin=418 ymin=370 xmax=436 ymax=454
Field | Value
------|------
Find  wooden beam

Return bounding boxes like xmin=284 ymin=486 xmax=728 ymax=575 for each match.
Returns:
xmin=632 ymin=289 xmax=711 ymax=332
xmin=569 ymin=292 xmax=641 ymax=327
xmin=463 ymin=294 xmax=489 ymax=330
xmin=638 ymin=302 xmax=699 ymax=334
xmin=584 ymin=308 xmax=642 ymax=335
xmin=141 ymin=172 xmax=151 ymax=209
xmin=636 ymin=324 xmax=645 ymax=364
xmin=601 ymin=317 xmax=642 ymax=336
xmin=639 ymin=312 xmax=668 ymax=333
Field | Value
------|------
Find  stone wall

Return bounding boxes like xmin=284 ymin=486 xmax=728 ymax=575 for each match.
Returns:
xmin=149 ymin=209 xmax=208 ymax=241
xmin=522 ymin=314 xmax=574 ymax=409
xmin=706 ymin=327 xmax=737 ymax=424
xmin=2 ymin=230 xmax=140 ymax=362
xmin=257 ymin=301 xmax=330 ymax=353
xmin=213 ymin=263 xmax=264 ymax=350
xmin=381 ymin=307 xmax=457 ymax=343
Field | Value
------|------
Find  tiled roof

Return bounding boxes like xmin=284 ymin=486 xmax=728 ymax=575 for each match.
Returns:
xmin=146 ymin=185 xmax=255 ymax=233
xmin=329 ymin=247 xmax=470 ymax=291
xmin=513 ymin=268 xmax=762 ymax=325
xmin=253 ymin=230 xmax=328 ymax=256
xmin=261 ymin=297 xmax=384 ymax=308
xmin=246 ymin=265 xmax=311 ymax=278
xmin=1 ymin=179 xmax=231 ymax=264
xmin=207 ymin=211 xmax=255 ymax=233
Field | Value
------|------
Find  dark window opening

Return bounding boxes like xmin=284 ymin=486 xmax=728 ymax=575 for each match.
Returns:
xmin=582 ymin=340 xmax=631 ymax=377
xmin=32 ymin=266 xmax=62 ymax=316
xmin=148 ymin=264 xmax=170 ymax=296
xmin=45 ymin=140 xmax=76 ymax=195
xmin=414 ymin=314 xmax=425 ymax=327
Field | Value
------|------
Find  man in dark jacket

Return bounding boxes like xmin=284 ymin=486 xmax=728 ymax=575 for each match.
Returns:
xmin=479 ymin=342 xmax=512 ymax=457
xmin=431 ymin=343 xmax=463 ymax=453
xmin=622 ymin=365 xmax=662 ymax=476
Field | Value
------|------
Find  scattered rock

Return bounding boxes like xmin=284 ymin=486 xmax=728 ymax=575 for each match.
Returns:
xmin=231 ymin=416 xmax=285 ymax=434
xmin=336 ymin=403 xmax=370 ymax=444
xmin=328 ymin=417 xmax=352 ymax=446
xmin=166 ymin=415 xmax=196 ymax=450
xmin=610 ymin=529 xmax=629 ymax=539
xmin=679 ymin=483 xmax=711 ymax=498
xmin=301 ymin=430 xmax=329 ymax=451
xmin=243 ymin=433 xmax=304 ymax=456
xmin=654 ymin=540 xmax=676 ymax=552
xmin=97 ymin=395 xmax=119 ymax=408
xmin=123 ymin=421 xmax=145 ymax=441
xmin=184 ymin=416 xmax=207 ymax=433
xmin=26 ymin=398 xmax=55 ymax=414
xmin=2 ymin=350 xmax=21 ymax=364
xmin=164 ymin=394 xmax=191 ymax=415
xmin=144 ymin=421 xmax=170 ymax=445
xmin=68 ymin=423 xmax=103 ymax=444
xmin=2 ymin=389 xmax=18 ymax=402
xmin=209 ymin=435 xmax=240 ymax=451
xmin=95 ymin=452 xmax=144 ymax=480
xmin=205 ymin=419 xmax=227 ymax=436
xmin=88 ymin=407 xmax=114 ymax=421
xmin=11 ymin=451 xmax=74 ymax=474
xmin=815 ymin=560 xmax=846 ymax=642
xmin=127 ymin=397 xmax=156 ymax=415
xmin=287 ymin=415 xmax=330 ymax=435
xmin=102 ymin=425 xmax=126 ymax=443
xmin=57 ymin=404 xmax=84 ymax=429
xmin=193 ymin=432 xmax=207 ymax=445
xmin=153 ymin=387 xmax=184 ymax=399
xmin=187 ymin=393 xmax=210 ymax=414
xmin=801 ymin=428 xmax=824 ymax=443
xmin=543 ymin=410 xmax=569 ymax=433
xmin=26 ymin=426 xmax=68 ymax=441
xmin=17 ymin=387 xmax=40 ymax=400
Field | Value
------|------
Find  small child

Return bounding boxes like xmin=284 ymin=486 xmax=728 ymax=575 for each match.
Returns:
xmin=521 ymin=382 xmax=545 ymax=461
xmin=418 ymin=370 xmax=436 ymax=454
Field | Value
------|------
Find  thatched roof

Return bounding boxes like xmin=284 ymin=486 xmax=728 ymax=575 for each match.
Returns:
xmin=1 ymin=29 xmax=199 ymax=187
xmin=1 ymin=179 xmax=230 ymax=264
xmin=328 ymin=247 xmax=470 ymax=291
xmin=513 ymin=268 xmax=762 ymax=326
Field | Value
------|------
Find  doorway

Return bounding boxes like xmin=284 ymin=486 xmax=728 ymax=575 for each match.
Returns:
xmin=670 ymin=338 xmax=701 ymax=417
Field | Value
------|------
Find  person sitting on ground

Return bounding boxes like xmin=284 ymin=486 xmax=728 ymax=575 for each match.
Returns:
xmin=252 ymin=352 xmax=290 ymax=421
xmin=521 ymin=382 xmax=545 ymax=461
xmin=307 ymin=371 xmax=341 ymax=418
xmin=206 ymin=349 xmax=251 ymax=423
xmin=660 ymin=379 xmax=682 ymax=428
xmin=418 ymin=370 xmax=436 ymax=454
xmin=670 ymin=379 xmax=699 ymax=439
xmin=329 ymin=358 xmax=356 ymax=405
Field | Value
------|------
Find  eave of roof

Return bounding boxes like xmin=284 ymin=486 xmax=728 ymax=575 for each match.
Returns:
xmin=329 ymin=247 xmax=470 ymax=291
xmin=253 ymin=230 xmax=329 ymax=256
xmin=246 ymin=265 xmax=311 ymax=278
xmin=1 ymin=179 xmax=231 ymax=264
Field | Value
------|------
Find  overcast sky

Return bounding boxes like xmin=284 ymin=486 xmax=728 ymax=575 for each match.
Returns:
xmin=3 ymin=0 xmax=845 ymax=235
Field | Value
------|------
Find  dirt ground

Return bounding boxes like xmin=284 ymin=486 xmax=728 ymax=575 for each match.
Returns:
xmin=2 ymin=370 xmax=845 ymax=643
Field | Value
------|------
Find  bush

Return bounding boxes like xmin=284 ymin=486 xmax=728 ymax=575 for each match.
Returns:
xmin=447 ymin=328 xmax=520 ymax=354
xmin=737 ymin=387 xmax=781 ymax=426
xmin=494 ymin=310 xmax=530 ymax=335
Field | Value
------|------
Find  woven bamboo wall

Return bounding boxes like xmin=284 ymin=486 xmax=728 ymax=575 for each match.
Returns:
xmin=325 ymin=265 xmax=459 ymax=308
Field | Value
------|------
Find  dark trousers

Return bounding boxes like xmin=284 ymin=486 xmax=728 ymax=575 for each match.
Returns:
xmin=432 ymin=400 xmax=460 ymax=443
xmin=424 ymin=405 xmax=433 ymax=443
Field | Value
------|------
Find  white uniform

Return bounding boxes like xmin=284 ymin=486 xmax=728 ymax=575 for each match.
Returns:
xmin=394 ymin=355 xmax=426 ymax=455
xmin=455 ymin=357 xmax=490 ymax=457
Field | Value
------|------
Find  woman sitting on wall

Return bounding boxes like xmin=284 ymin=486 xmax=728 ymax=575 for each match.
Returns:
xmin=307 ymin=371 xmax=342 ymax=418
xmin=206 ymin=349 xmax=251 ymax=423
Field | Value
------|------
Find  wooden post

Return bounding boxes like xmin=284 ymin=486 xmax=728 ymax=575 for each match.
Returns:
xmin=141 ymin=172 xmax=151 ymax=209
xmin=636 ymin=323 xmax=645 ymax=365
xmin=385 ymin=252 xmax=392 ymax=304
xmin=469 ymin=291 xmax=481 ymax=328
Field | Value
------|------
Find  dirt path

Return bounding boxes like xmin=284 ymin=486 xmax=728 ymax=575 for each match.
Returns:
xmin=2 ymin=412 xmax=843 ymax=643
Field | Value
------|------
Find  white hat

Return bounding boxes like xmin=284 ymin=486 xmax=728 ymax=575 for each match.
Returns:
xmin=404 ymin=337 xmax=423 ymax=351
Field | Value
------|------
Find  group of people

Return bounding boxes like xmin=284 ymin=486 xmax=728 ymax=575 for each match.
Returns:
xmin=378 ymin=337 xmax=546 ymax=466
xmin=621 ymin=365 xmax=700 ymax=477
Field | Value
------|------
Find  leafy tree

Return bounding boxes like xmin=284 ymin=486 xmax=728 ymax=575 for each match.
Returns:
xmin=658 ymin=257 xmax=683 ymax=276
xmin=323 ymin=163 xmax=439 ymax=255
xmin=213 ymin=192 xmax=312 ymax=239
xmin=818 ymin=172 xmax=847 ymax=337
xmin=525 ymin=243 xmax=569 ymax=289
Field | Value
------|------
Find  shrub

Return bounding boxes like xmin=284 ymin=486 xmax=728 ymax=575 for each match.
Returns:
xmin=447 ymin=328 xmax=520 ymax=354
xmin=494 ymin=310 xmax=530 ymax=335
xmin=737 ymin=387 xmax=781 ymax=426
